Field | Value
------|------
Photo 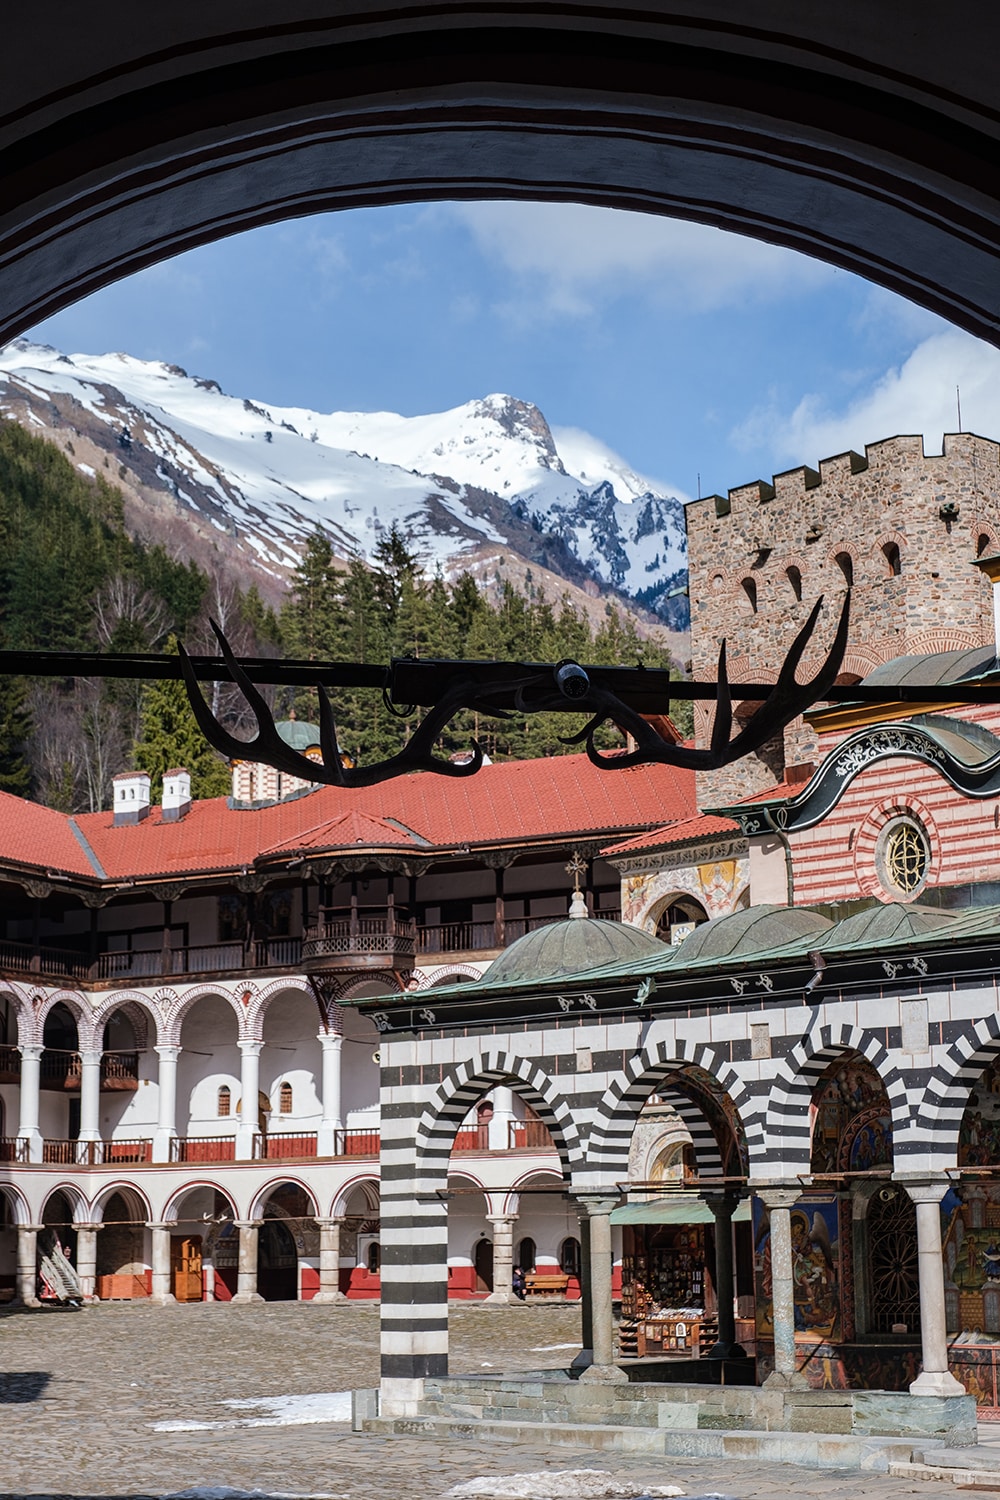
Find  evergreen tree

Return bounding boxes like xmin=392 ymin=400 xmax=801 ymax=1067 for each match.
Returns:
xmin=134 ymin=637 xmax=231 ymax=801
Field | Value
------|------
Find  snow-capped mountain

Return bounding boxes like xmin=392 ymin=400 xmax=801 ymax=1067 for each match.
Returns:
xmin=0 ymin=342 xmax=687 ymax=623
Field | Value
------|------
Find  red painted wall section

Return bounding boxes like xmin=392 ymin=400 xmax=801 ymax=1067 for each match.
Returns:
xmin=300 ymin=1265 xmax=319 ymax=1301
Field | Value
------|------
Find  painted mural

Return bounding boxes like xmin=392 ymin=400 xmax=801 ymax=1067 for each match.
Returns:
xmin=754 ymin=1197 xmax=841 ymax=1343
xmin=810 ymin=1055 xmax=893 ymax=1176
xmin=958 ymin=1055 xmax=1000 ymax=1169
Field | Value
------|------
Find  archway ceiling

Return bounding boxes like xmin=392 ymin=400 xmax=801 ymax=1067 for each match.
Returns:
xmin=4 ymin=4 xmax=1000 ymax=347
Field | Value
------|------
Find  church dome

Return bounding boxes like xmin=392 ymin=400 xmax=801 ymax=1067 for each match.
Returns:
xmin=276 ymin=718 xmax=321 ymax=753
xmin=672 ymin=903 xmax=832 ymax=964
xmin=823 ymin=901 xmax=955 ymax=948
xmin=483 ymin=897 xmax=669 ymax=985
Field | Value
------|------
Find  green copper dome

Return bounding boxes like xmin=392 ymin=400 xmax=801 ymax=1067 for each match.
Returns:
xmin=276 ymin=718 xmax=321 ymax=752
xmin=673 ymin=903 xmax=832 ymax=964
xmin=822 ymin=901 xmax=956 ymax=949
xmin=483 ymin=903 xmax=669 ymax=985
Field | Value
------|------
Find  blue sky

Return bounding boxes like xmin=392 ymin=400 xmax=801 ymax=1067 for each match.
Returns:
xmin=25 ymin=200 xmax=1000 ymax=503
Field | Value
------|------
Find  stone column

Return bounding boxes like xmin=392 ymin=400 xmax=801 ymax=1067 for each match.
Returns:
xmin=757 ymin=1187 xmax=808 ymax=1389
xmin=152 ymin=1045 xmax=180 ymax=1162
xmin=484 ymin=1214 xmax=518 ymax=1304
xmin=577 ymin=1196 xmax=627 ymax=1384
xmin=236 ymin=1041 xmax=263 ymax=1159
xmin=147 ymin=1222 xmax=176 ymax=1305
xmin=704 ymin=1192 xmax=745 ymax=1359
xmin=232 ymin=1219 xmax=264 ymax=1303
xmin=203 ymin=1258 xmax=216 ymax=1302
xmin=16 ymin=1224 xmax=42 ymax=1306
xmin=317 ymin=1031 xmax=343 ymax=1155
xmin=900 ymin=1177 xmax=966 ymax=1397
xmin=77 ymin=1049 xmax=102 ymax=1146
xmin=488 ymin=1087 xmax=515 ymax=1150
xmin=75 ymin=1224 xmax=99 ymax=1302
xmin=16 ymin=1045 xmax=43 ymax=1162
xmin=313 ymin=1216 xmax=348 ymax=1302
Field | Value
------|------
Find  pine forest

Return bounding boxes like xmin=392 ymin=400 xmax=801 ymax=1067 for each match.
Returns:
xmin=0 ymin=417 xmax=689 ymax=811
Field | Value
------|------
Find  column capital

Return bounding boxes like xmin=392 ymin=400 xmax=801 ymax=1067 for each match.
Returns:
xmin=314 ymin=1216 xmax=346 ymax=1230
xmin=20 ymin=1223 xmax=44 ymax=1234
xmin=154 ymin=1044 xmax=181 ymax=1062
xmin=318 ymin=1029 xmax=344 ymax=1048
xmin=751 ymin=1183 xmax=802 ymax=1210
xmin=234 ymin=1218 xmax=264 ymax=1231
xmin=700 ymin=1190 xmax=745 ymax=1215
xmin=238 ymin=1039 xmax=263 ymax=1056
xmin=17 ymin=1044 xmax=43 ymax=1060
xmin=485 ymin=1213 xmax=518 ymax=1226
xmin=574 ymin=1195 xmax=621 ymax=1218
xmin=893 ymin=1174 xmax=952 ymax=1205
xmin=146 ymin=1221 xmax=174 ymax=1231
xmin=78 ymin=1048 xmax=103 ymax=1065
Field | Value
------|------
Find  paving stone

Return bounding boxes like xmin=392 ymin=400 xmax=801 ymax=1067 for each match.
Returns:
xmin=0 ymin=1301 xmax=973 ymax=1499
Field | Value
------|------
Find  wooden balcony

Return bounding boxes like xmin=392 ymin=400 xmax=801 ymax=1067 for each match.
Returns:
xmin=509 ymin=1118 xmax=556 ymax=1150
xmin=39 ymin=1049 xmax=139 ymax=1092
xmin=0 ymin=1045 xmax=19 ymax=1084
xmin=40 ymin=1138 xmax=151 ymax=1165
xmin=302 ymin=910 xmax=416 ymax=973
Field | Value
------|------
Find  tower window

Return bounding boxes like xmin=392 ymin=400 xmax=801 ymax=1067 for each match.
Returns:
xmin=279 ymin=1081 xmax=293 ymax=1115
xmin=740 ymin=577 xmax=758 ymax=613
xmin=835 ymin=551 xmax=854 ymax=587
xmin=218 ymin=1085 xmax=231 ymax=1118
xmin=786 ymin=565 xmax=802 ymax=601
xmin=882 ymin=541 xmax=901 ymax=576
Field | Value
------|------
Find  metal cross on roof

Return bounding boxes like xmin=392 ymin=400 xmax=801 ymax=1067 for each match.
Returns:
xmin=565 ymin=852 xmax=587 ymax=891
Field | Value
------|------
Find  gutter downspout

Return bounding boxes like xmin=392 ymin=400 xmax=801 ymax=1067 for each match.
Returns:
xmin=761 ymin=807 xmax=794 ymax=907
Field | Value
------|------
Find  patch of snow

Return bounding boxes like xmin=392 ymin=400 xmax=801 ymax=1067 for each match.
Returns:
xmin=444 ymin=1471 xmax=684 ymax=1499
xmin=77 ymin=462 xmax=96 ymax=476
xmin=151 ymin=1390 xmax=352 ymax=1432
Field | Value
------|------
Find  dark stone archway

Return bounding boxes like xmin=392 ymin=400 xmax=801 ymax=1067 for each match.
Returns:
xmin=4 ymin=4 xmax=1000 ymax=345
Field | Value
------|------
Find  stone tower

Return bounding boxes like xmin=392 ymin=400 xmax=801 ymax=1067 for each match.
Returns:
xmin=685 ymin=432 xmax=1000 ymax=807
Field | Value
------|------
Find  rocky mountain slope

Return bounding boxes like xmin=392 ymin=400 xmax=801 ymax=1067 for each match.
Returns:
xmin=0 ymin=342 xmax=688 ymax=635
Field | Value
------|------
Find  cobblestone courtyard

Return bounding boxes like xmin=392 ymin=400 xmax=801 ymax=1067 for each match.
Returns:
xmin=0 ymin=1301 xmax=972 ymax=1499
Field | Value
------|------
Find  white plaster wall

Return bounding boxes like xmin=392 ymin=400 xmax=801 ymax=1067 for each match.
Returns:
xmin=341 ymin=1008 xmax=380 ymax=1120
xmin=38 ymin=1090 xmax=69 ymax=1138
xmin=178 ymin=994 xmax=241 ymax=1134
xmin=261 ymin=989 xmax=322 ymax=1125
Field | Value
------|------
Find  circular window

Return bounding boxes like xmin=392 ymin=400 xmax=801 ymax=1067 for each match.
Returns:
xmin=878 ymin=818 xmax=930 ymax=895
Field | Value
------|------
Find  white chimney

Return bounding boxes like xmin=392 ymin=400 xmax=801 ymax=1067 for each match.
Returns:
xmin=162 ymin=767 xmax=192 ymax=822
xmin=112 ymin=770 xmax=151 ymax=827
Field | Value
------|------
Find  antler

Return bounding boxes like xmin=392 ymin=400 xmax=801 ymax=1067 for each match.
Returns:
xmin=179 ymin=620 xmax=485 ymax=789
xmin=581 ymin=591 xmax=850 ymax=771
xmin=180 ymin=593 xmax=849 ymax=786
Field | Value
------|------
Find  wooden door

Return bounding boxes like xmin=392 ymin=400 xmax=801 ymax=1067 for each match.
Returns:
xmin=171 ymin=1234 xmax=203 ymax=1302
xmin=474 ymin=1236 xmax=493 ymax=1293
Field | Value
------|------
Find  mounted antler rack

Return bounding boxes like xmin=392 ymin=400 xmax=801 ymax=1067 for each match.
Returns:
xmin=10 ymin=586 xmax=974 ymax=788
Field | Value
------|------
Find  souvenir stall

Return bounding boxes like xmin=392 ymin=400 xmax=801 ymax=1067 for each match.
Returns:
xmin=613 ymin=1198 xmax=751 ymax=1359
xmin=945 ymin=1055 xmax=1000 ymax=1419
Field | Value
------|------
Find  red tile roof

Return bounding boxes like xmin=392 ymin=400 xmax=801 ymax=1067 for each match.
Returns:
xmin=601 ymin=812 xmax=739 ymax=857
xmin=1 ymin=754 xmax=697 ymax=883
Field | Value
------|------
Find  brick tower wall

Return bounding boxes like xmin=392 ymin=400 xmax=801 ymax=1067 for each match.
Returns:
xmin=685 ymin=433 xmax=1000 ymax=807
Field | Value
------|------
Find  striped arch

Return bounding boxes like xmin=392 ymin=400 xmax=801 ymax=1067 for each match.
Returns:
xmin=245 ymin=976 xmax=318 ymax=1035
xmin=588 ymin=1037 xmax=758 ymax=1187
xmin=766 ymin=1023 xmax=908 ymax=1173
xmin=916 ymin=1013 xmax=1000 ymax=1170
xmin=89 ymin=1182 xmax=151 ymax=1227
xmin=87 ymin=993 xmax=160 ymax=1050
xmin=332 ymin=1174 xmax=379 ymax=1218
xmin=415 ymin=1050 xmax=584 ymax=1185
xmin=0 ymin=1181 xmax=31 ymax=1227
xmin=162 ymin=984 xmax=248 ymax=1046
xmin=30 ymin=987 xmax=88 ymax=1044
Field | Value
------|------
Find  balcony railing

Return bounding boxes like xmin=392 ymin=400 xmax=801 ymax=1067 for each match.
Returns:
xmin=255 ymin=1133 xmax=318 ymax=1160
xmin=509 ymin=1118 xmax=556 ymax=1151
xmin=453 ymin=1124 xmax=491 ymax=1152
xmin=0 ymin=1045 xmax=19 ymax=1083
xmin=0 ymin=1137 xmax=26 ymax=1163
xmin=23 ymin=1127 xmax=386 ymax=1167
xmin=39 ymin=1138 xmax=153 ymax=1165
xmin=302 ymin=912 xmax=416 ymax=971
xmin=171 ymin=1135 xmax=237 ymax=1164
xmin=0 ymin=910 xmax=623 ymax=985
xmin=38 ymin=1049 xmax=139 ymax=1092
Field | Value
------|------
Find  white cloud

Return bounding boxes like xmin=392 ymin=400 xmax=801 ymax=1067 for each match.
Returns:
xmin=450 ymin=202 xmax=834 ymax=317
xmin=731 ymin=327 xmax=1000 ymax=467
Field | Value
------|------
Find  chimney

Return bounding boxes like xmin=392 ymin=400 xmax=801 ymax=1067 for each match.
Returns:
xmin=162 ymin=767 xmax=192 ymax=822
xmin=113 ymin=770 xmax=151 ymax=827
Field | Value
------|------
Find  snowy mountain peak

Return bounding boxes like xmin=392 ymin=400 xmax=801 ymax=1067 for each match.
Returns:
xmin=0 ymin=341 xmax=688 ymax=625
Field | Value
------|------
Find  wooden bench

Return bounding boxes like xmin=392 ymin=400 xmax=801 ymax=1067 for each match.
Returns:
xmin=524 ymin=1271 xmax=570 ymax=1299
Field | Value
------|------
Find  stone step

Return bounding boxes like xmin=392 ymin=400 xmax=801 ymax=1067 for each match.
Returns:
xmin=362 ymin=1413 xmax=931 ymax=1471
xmin=889 ymin=1459 xmax=1000 ymax=1486
xmin=914 ymin=1445 xmax=1000 ymax=1470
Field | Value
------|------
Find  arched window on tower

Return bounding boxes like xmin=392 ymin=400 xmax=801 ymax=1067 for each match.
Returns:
xmin=740 ymin=577 xmax=758 ymax=613
xmin=279 ymin=1081 xmax=293 ymax=1115
xmin=786 ymin=565 xmax=802 ymax=601
xmin=882 ymin=540 xmax=901 ymax=576
xmin=978 ymin=533 xmax=993 ymax=558
xmin=834 ymin=551 xmax=854 ymax=587
xmin=217 ymin=1085 xmax=231 ymax=1117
